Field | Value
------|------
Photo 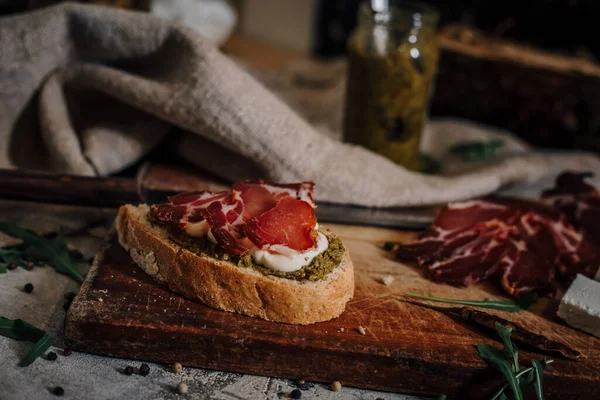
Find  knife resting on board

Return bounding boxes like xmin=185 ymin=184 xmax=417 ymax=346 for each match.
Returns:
xmin=0 ymin=165 xmax=435 ymax=229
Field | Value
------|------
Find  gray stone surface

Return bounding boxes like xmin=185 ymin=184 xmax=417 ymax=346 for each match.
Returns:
xmin=0 ymin=201 xmax=425 ymax=400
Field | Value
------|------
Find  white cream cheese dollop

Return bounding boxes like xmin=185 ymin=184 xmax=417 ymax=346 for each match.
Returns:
xmin=185 ymin=221 xmax=218 ymax=244
xmin=184 ymin=220 xmax=328 ymax=272
xmin=249 ymin=232 xmax=329 ymax=273
xmin=185 ymin=220 xmax=210 ymax=237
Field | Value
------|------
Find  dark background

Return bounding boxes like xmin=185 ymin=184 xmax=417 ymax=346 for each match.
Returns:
xmin=312 ymin=0 xmax=599 ymax=60
xmin=3 ymin=0 xmax=599 ymax=151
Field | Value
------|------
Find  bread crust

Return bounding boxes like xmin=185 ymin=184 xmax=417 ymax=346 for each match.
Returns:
xmin=116 ymin=204 xmax=354 ymax=325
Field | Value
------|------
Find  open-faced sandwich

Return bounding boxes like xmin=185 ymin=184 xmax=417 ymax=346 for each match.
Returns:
xmin=116 ymin=181 xmax=354 ymax=325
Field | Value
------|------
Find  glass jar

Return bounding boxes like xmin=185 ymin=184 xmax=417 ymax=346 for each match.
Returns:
xmin=342 ymin=0 xmax=439 ymax=171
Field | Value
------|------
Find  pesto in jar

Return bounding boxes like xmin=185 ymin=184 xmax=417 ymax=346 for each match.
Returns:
xmin=342 ymin=1 xmax=439 ymax=171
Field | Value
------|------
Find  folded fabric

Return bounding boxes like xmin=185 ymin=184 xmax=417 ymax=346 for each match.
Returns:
xmin=1 ymin=3 xmax=599 ymax=207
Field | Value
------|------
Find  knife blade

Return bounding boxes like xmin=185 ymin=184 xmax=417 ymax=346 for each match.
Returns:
xmin=0 ymin=168 xmax=435 ymax=230
xmin=139 ymin=187 xmax=434 ymax=230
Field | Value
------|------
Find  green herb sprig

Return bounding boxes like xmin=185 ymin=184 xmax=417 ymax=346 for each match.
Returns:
xmin=0 ymin=223 xmax=84 ymax=283
xmin=448 ymin=139 xmax=504 ymax=161
xmin=405 ymin=292 xmax=537 ymax=313
xmin=479 ymin=323 xmax=553 ymax=400
xmin=0 ymin=317 xmax=52 ymax=366
xmin=0 ymin=248 xmax=25 ymax=273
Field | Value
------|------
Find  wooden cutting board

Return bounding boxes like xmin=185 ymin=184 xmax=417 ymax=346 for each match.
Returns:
xmin=65 ymin=223 xmax=600 ymax=399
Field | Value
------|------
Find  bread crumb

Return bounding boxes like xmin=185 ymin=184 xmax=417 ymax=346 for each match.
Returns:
xmin=331 ymin=381 xmax=342 ymax=391
xmin=381 ymin=275 xmax=394 ymax=285
xmin=178 ymin=382 xmax=188 ymax=394
xmin=358 ymin=326 xmax=366 ymax=335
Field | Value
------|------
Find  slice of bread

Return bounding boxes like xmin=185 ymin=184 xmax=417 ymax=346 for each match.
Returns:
xmin=115 ymin=204 xmax=354 ymax=325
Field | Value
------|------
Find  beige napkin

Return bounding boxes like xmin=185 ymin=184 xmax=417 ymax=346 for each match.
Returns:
xmin=2 ymin=2 xmax=599 ymax=207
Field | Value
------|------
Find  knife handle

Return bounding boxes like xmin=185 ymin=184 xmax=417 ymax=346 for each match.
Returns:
xmin=0 ymin=169 xmax=139 ymax=207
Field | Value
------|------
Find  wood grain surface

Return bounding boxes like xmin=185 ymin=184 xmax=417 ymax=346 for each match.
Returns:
xmin=65 ymin=224 xmax=600 ymax=399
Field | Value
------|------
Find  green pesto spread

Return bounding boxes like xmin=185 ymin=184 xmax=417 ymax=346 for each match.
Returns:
xmin=148 ymin=211 xmax=345 ymax=281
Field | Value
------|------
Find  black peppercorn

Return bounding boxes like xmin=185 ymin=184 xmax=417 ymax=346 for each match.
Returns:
xmin=51 ymin=387 xmax=64 ymax=396
xmin=123 ymin=366 xmax=134 ymax=375
xmin=139 ymin=363 xmax=150 ymax=376
xmin=46 ymin=352 xmax=58 ymax=361
xmin=24 ymin=283 xmax=34 ymax=293
xmin=291 ymin=389 xmax=302 ymax=399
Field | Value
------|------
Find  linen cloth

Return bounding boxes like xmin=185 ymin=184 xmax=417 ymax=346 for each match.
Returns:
xmin=2 ymin=2 xmax=599 ymax=207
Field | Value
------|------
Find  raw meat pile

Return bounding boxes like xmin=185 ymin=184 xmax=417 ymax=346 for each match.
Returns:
xmin=394 ymin=172 xmax=600 ymax=297
xmin=151 ymin=180 xmax=317 ymax=254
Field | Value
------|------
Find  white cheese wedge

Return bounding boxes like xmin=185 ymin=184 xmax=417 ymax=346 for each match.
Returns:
xmin=557 ymin=274 xmax=600 ymax=339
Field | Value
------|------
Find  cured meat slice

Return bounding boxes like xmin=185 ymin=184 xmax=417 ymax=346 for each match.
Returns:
xmin=541 ymin=171 xmax=600 ymax=278
xmin=558 ymin=236 xmax=600 ymax=278
xmin=152 ymin=191 xmax=229 ymax=226
xmin=542 ymin=171 xmax=600 ymax=238
xmin=497 ymin=238 xmax=555 ymax=296
xmin=395 ymin=229 xmax=479 ymax=263
xmin=201 ymin=193 xmax=249 ymax=255
xmin=243 ymin=197 xmax=318 ymax=251
xmin=150 ymin=180 xmax=318 ymax=255
xmin=434 ymin=201 xmax=516 ymax=231
xmin=542 ymin=171 xmax=596 ymax=197
xmin=235 ymin=184 xmax=278 ymax=220
xmin=395 ymin=201 xmax=516 ymax=264
xmin=233 ymin=181 xmax=315 ymax=207
xmin=427 ymin=221 xmax=511 ymax=286
xmin=168 ymin=191 xmax=229 ymax=206
xmin=151 ymin=203 xmax=189 ymax=228
xmin=202 ymin=181 xmax=316 ymax=254
xmin=393 ymin=190 xmax=598 ymax=297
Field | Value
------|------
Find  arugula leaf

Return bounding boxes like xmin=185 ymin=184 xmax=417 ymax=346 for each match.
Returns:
xmin=0 ymin=223 xmax=83 ymax=283
xmin=532 ymin=359 xmax=547 ymax=400
xmin=483 ymin=323 xmax=554 ymax=400
xmin=499 ymin=393 xmax=509 ymax=400
xmin=405 ymin=292 xmax=536 ymax=312
xmin=489 ymin=361 xmax=553 ymax=400
xmin=477 ymin=343 xmax=523 ymax=400
xmin=495 ymin=322 xmax=519 ymax=373
xmin=0 ymin=317 xmax=51 ymax=367
xmin=19 ymin=334 xmax=51 ymax=367
xmin=1 ymin=248 xmax=24 ymax=273
xmin=521 ymin=368 xmax=535 ymax=386
xmin=0 ymin=318 xmax=46 ymax=342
